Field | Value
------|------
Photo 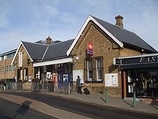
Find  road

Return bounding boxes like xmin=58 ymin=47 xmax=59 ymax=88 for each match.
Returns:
xmin=1 ymin=92 xmax=158 ymax=119
xmin=0 ymin=98 xmax=57 ymax=119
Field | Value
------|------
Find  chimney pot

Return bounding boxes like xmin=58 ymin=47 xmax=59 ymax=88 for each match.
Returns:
xmin=46 ymin=36 xmax=52 ymax=45
xmin=115 ymin=15 xmax=123 ymax=28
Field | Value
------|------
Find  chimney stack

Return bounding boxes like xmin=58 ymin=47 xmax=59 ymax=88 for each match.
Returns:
xmin=115 ymin=15 xmax=123 ymax=28
xmin=46 ymin=36 xmax=52 ymax=45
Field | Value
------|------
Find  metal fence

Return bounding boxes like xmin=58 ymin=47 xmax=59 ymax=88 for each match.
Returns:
xmin=0 ymin=82 xmax=73 ymax=94
xmin=0 ymin=82 xmax=23 ymax=90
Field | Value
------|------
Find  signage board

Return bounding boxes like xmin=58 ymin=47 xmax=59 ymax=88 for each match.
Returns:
xmin=105 ymin=73 xmax=118 ymax=87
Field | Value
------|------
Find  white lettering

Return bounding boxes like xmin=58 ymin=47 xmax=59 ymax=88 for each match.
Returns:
xmin=140 ymin=56 xmax=158 ymax=63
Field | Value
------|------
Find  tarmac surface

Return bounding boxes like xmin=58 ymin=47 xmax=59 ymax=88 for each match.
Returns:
xmin=0 ymin=91 xmax=158 ymax=119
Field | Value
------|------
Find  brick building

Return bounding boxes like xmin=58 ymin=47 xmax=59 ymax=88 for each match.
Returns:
xmin=67 ymin=15 xmax=157 ymax=98
xmin=0 ymin=49 xmax=16 ymax=82
xmin=11 ymin=37 xmax=73 ymax=83
xmin=3 ymin=15 xmax=157 ymax=98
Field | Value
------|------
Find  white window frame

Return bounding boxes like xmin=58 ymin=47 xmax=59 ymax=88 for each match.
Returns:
xmin=87 ymin=60 xmax=92 ymax=81
xmin=96 ymin=58 xmax=102 ymax=81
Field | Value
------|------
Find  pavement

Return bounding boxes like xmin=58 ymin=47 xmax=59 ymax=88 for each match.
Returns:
xmin=0 ymin=91 xmax=158 ymax=119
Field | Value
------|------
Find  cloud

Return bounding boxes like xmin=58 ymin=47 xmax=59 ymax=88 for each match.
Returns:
xmin=0 ymin=12 xmax=8 ymax=28
xmin=0 ymin=0 xmax=158 ymax=54
xmin=121 ymin=0 xmax=158 ymax=50
xmin=0 ymin=1 xmax=11 ymax=29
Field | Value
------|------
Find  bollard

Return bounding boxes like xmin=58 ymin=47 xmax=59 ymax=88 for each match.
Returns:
xmin=133 ymin=91 xmax=136 ymax=107
xmin=68 ymin=83 xmax=71 ymax=94
xmin=133 ymin=82 xmax=136 ymax=107
xmin=104 ymin=89 xmax=108 ymax=103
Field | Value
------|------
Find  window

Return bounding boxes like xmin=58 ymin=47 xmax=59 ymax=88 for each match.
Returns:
xmin=87 ymin=59 xmax=93 ymax=81
xmin=6 ymin=66 xmax=8 ymax=72
xmin=7 ymin=53 xmax=15 ymax=58
xmin=9 ymin=65 xmax=14 ymax=71
xmin=96 ymin=57 xmax=103 ymax=81
xmin=2 ymin=67 xmax=4 ymax=72
xmin=85 ymin=57 xmax=103 ymax=82
xmin=127 ymin=70 xmax=158 ymax=98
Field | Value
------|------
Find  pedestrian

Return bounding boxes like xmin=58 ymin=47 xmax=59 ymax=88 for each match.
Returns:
xmin=3 ymin=82 xmax=6 ymax=90
xmin=76 ymin=76 xmax=82 ymax=94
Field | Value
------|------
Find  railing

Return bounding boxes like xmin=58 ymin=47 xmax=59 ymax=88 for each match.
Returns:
xmin=0 ymin=82 xmax=72 ymax=94
xmin=0 ymin=82 xmax=23 ymax=90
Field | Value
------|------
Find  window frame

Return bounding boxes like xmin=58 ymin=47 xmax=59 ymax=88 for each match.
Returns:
xmin=95 ymin=57 xmax=103 ymax=81
xmin=85 ymin=56 xmax=103 ymax=83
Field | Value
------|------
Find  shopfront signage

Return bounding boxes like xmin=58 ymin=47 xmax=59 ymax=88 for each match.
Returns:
xmin=139 ymin=56 xmax=158 ymax=63
xmin=114 ymin=55 xmax=158 ymax=65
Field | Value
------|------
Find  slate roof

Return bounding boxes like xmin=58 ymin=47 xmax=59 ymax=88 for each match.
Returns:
xmin=22 ymin=39 xmax=74 ymax=62
xmin=22 ymin=41 xmax=47 ymax=60
xmin=92 ymin=16 xmax=157 ymax=53
xmin=43 ymin=39 xmax=74 ymax=60
xmin=0 ymin=49 xmax=16 ymax=57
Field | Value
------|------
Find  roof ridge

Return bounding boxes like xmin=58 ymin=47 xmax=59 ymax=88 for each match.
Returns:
xmin=49 ymin=39 xmax=74 ymax=46
xmin=91 ymin=15 xmax=157 ymax=52
xmin=41 ymin=45 xmax=49 ymax=60
xmin=22 ymin=41 xmax=48 ymax=46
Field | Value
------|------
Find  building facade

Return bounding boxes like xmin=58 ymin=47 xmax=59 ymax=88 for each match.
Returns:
xmin=67 ymin=15 xmax=157 ymax=98
xmin=11 ymin=37 xmax=73 ymax=85
xmin=114 ymin=54 xmax=158 ymax=98
xmin=0 ymin=49 xmax=16 ymax=82
xmin=1 ymin=15 xmax=157 ymax=99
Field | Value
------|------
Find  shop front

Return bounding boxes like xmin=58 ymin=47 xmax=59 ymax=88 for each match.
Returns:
xmin=114 ymin=54 xmax=158 ymax=99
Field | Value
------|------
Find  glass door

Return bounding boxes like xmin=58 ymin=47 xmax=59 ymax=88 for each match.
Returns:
xmin=126 ymin=71 xmax=136 ymax=97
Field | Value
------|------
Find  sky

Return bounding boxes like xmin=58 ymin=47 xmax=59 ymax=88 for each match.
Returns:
xmin=0 ymin=0 xmax=158 ymax=54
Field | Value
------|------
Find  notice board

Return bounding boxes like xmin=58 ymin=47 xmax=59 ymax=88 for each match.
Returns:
xmin=73 ymin=70 xmax=83 ymax=82
xmin=105 ymin=73 xmax=118 ymax=87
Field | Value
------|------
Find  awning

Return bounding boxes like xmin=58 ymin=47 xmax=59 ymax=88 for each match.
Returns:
xmin=33 ymin=57 xmax=72 ymax=67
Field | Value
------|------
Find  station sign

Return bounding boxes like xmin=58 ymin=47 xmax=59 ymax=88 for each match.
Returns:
xmin=87 ymin=42 xmax=93 ymax=55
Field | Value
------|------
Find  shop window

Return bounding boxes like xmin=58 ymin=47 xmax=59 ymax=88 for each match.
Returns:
xmin=85 ymin=57 xmax=103 ymax=82
xmin=126 ymin=70 xmax=158 ymax=98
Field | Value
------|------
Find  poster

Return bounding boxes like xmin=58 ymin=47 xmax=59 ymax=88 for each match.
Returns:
xmin=73 ymin=70 xmax=83 ymax=82
xmin=105 ymin=73 xmax=118 ymax=87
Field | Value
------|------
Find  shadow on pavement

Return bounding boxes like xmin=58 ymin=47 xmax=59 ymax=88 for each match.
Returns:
xmin=100 ymin=97 xmax=106 ymax=103
xmin=123 ymin=100 xmax=133 ymax=107
xmin=0 ymin=116 xmax=12 ymax=119
xmin=150 ymin=99 xmax=158 ymax=109
xmin=12 ymin=100 xmax=32 ymax=119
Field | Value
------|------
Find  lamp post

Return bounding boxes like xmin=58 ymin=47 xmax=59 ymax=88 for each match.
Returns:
xmin=43 ymin=66 xmax=47 ymax=91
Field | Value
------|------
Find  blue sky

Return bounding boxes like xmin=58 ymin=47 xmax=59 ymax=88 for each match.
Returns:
xmin=0 ymin=0 xmax=158 ymax=54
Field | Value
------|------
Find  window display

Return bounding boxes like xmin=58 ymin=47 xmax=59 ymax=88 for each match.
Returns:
xmin=127 ymin=70 xmax=158 ymax=98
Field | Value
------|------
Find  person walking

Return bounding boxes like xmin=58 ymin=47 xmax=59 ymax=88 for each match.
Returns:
xmin=3 ymin=82 xmax=6 ymax=90
xmin=76 ymin=76 xmax=82 ymax=94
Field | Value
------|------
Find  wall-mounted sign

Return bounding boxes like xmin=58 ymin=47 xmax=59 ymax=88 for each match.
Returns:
xmin=73 ymin=70 xmax=83 ymax=82
xmin=114 ymin=55 xmax=158 ymax=66
xmin=105 ymin=73 xmax=118 ymax=87
xmin=87 ymin=42 xmax=93 ymax=55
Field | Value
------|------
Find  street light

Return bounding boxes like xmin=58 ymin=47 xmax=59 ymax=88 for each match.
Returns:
xmin=42 ymin=66 xmax=47 ymax=91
